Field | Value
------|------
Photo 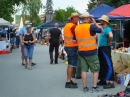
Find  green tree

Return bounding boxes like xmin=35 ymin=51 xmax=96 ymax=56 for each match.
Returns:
xmin=87 ymin=0 xmax=100 ymax=11
xmin=0 ymin=0 xmax=26 ymax=22
xmin=22 ymin=0 xmax=42 ymax=26
xmin=87 ymin=0 xmax=130 ymax=11
xmin=44 ymin=0 xmax=53 ymax=14
xmin=65 ymin=7 xmax=79 ymax=19
xmin=103 ymin=0 xmax=130 ymax=7
xmin=53 ymin=6 xmax=79 ymax=23
xmin=53 ymin=9 xmax=66 ymax=23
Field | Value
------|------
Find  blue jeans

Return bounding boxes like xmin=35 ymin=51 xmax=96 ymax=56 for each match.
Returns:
xmin=16 ymin=36 xmax=20 ymax=48
xmin=24 ymin=44 xmax=34 ymax=59
xmin=10 ymin=37 xmax=16 ymax=45
xmin=65 ymin=47 xmax=78 ymax=67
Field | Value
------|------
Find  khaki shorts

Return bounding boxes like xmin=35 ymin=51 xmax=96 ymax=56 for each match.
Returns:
xmin=78 ymin=54 xmax=100 ymax=73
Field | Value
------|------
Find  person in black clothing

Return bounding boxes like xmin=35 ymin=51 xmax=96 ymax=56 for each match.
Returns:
xmin=47 ymin=23 xmax=63 ymax=64
xmin=10 ymin=28 xmax=16 ymax=45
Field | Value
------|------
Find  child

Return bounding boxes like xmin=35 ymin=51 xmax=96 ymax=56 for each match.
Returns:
xmin=59 ymin=43 xmax=67 ymax=60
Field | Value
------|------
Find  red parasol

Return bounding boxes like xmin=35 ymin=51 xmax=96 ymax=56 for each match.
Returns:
xmin=108 ymin=4 xmax=130 ymax=17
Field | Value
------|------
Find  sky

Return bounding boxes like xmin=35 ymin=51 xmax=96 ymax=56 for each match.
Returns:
xmin=40 ymin=0 xmax=89 ymax=14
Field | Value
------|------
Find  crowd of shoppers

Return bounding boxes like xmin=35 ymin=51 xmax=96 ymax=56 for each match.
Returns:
xmin=12 ymin=12 xmax=114 ymax=93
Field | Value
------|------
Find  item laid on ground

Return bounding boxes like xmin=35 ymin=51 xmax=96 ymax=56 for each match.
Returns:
xmin=0 ymin=49 xmax=9 ymax=54
xmin=98 ymin=94 xmax=109 ymax=97
xmin=124 ymin=87 xmax=130 ymax=97
xmin=41 ymin=39 xmax=45 ymax=45
xmin=65 ymin=61 xmax=68 ymax=65
xmin=116 ymin=74 xmax=125 ymax=85
xmin=13 ymin=45 xmax=17 ymax=49
xmin=98 ymin=87 xmax=130 ymax=97
xmin=124 ymin=74 xmax=130 ymax=86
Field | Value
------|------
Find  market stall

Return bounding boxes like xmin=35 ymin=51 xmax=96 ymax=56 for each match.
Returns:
xmin=112 ymin=49 xmax=130 ymax=73
xmin=88 ymin=4 xmax=130 ymax=49
xmin=0 ymin=18 xmax=10 ymax=54
xmin=106 ymin=5 xmax=130 ymax=88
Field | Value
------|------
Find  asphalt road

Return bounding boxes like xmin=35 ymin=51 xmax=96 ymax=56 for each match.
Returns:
xmin=0 ymin=44 xmax=125 ymax=97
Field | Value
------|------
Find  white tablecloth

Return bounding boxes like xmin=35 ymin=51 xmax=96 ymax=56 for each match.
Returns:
xmin=0 ymin=41 xmax=6 ymax=50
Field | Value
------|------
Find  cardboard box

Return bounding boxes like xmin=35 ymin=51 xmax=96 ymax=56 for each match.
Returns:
xmin=113 ymin=61 xmax=123 ymax=71
xmin=115 ymin=64 xmax=128 ymax=73
xmin=13 ymin=45 xmax=17 ymax=49
xmin=41 ymin=40 xmax=45 ymax=45
xmin=120 ymin=67 xmax=130 ymax=74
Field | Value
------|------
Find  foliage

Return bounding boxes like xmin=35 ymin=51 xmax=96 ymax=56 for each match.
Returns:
xmin=87 ymin=0 xmax=100 ymax=11
xmin=87 ymin=0 xmax=130 ymax=11
xmin=53 ymin=6 xmax=79 ymax=23
xmin=53 ymin=9 xmax=66 ymax=23
xmin=15 ymin=15 xmax=21 ymax=23
xmin=21 ymin=0 xmax=42 ymax=26
xmin=0 ymin=0 xmax=26 ymax=22
xmin=44 ymin=0 xmax=53 ymax=14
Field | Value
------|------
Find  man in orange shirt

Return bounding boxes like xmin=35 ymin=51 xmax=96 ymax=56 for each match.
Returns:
xmin=75 ymin=12 xmax=103 ymax=92
xmin=64 ymin=12 xmax=79 ymax=88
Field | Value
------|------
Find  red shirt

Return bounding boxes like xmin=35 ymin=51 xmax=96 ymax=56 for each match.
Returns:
xmin=69 ymin=22 xmax=77 ymax=35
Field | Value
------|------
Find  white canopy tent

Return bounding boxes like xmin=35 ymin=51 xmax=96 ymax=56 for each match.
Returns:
xmin=0 ymin=18 xmax=10 ymax=41
xmin=0 ymin=18 xmax=10 ymax=25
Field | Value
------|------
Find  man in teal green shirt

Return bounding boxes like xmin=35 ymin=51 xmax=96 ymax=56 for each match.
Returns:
xmin=97 ymin=15 xmax=115 ymax=89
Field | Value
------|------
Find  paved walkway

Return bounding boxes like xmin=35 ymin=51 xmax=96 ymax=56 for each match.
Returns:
xmin=0 ymin=44 xmax=125 ymax=97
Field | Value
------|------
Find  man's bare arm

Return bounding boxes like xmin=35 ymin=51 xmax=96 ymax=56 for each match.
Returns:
xmin=91 ymin=18 xmax=104 ymax=33
xmin=20 ymin=34 xmax=24 ymax=45
xmin=59 ymin=34 xmax=63 ymax=44
xmin=46 ymin=33 xmax=51 ymax=45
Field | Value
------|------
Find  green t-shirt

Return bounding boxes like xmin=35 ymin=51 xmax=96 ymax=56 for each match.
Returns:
xmin=99 ymin=26 xmax=112 ymax=47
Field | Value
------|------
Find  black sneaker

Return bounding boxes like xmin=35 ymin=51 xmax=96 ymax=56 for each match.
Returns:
xmin=97 ymin=80 xmax=107 ymax=85
xmin=124 ymin=86 xmax=130 ymax=93
xmin=75 ymin=76 xmax=81 ymax=79
xmin=83 ymin=87 xmax=89 ymax=93
xmin=65 ymin=82 xmax=78 ymax=88
xmin=22 ymin=63 xmax=25 ymax=66
xmin=103 ymin=82 xmax=115 ymax=89
xmin=32 ymin=62 xmax=36 ymax=66
xmin=70 ymin=80 xmax=77 ymax=85
xmin=124 ymin=87 xmax=130 ymax=97
xmin=92 ymin=87 xmax=103 ymax=93
xmin=50 ymin=61 xmax=53 ymax=64
xmin=54 ymin=61 xmax=58 ymax=64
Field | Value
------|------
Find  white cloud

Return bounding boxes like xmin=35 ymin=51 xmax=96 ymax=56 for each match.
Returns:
xmin=76 ymin=1 xmax=89 ymax=13
xmin=41 ymin=0 xmax=89 ymax=12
